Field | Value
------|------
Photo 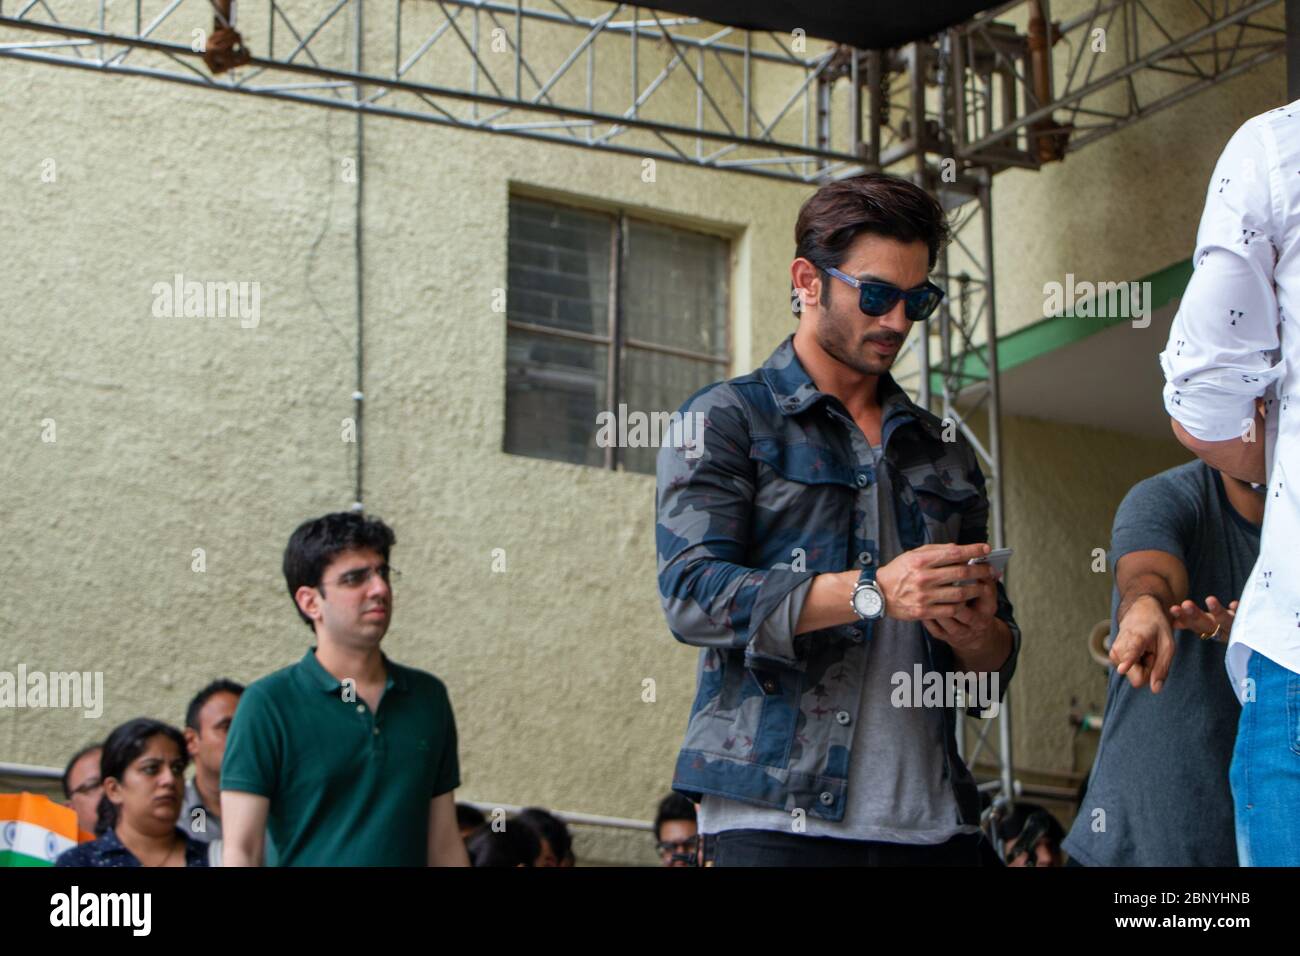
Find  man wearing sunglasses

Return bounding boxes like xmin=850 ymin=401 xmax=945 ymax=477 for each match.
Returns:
xmin=657 ymin=172 xmax=1020 ymax=866
xmin=220 ymin=511 xmax=468 ymax=866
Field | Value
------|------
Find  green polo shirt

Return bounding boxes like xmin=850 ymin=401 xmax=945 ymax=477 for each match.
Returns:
xmin=221 ymin=647 xmax=460 ymax=866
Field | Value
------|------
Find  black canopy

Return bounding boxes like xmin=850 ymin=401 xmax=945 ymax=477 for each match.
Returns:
xmin=648 ymin=1 xmax=1007 ymax=51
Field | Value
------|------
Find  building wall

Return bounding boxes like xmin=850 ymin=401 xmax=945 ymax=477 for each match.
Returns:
xmin=0 ymin=39 xmax=808 ymax=866
xmin=972 ymin=418 xmax=1193 ymax=777
xmin=0 ymin=5 xmax=1286 ymax=862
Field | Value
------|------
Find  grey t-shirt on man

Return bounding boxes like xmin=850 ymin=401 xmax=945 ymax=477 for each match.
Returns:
xmin=1063 ymin=460 xmax=1259 ymax=867
xmin=698 ymin=442 xmax=977 ymax=844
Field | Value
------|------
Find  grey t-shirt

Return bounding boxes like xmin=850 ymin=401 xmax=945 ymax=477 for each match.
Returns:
xmin=1063 ymin=460 xmax=1259 ymax=867
xmin=181 ymin=778 xmax=221 ymax=844
xmin=698 ymin=442 xmax=974 ymax=844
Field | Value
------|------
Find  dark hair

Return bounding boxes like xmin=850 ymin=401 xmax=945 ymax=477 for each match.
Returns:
xmin=515 ymin=806 xmax=573 ymax=863
xmin=653 ymin=792 xmax=697 ymax=842
xmin=61 ymin=743 xmax=102 ymax=799
xmin=467 ymin=823 xmax=540 ymax=867
xmin=95 ymin=718 xmax=188 ymax=836
xmin=793 ymin=172 xmax=951 ymax=313
xmin=282 ymin=512 xmax=397 ymax=629
xmin=455 ymin=803 xmax=486 ymax=831
xmin=994 ymin=801 xmax=1065 ymax=846
xmin=185 ymin=678 xmax=245 ymax=731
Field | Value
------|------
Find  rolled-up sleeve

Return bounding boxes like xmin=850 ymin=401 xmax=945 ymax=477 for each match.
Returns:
xmin=655 ymin=383 xmax=817 ymax=670
xmin=1160 ymin=116 xmax=1283 ymax=441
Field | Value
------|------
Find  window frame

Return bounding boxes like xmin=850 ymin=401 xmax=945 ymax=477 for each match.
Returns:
xmin=505 ymin=196 xmax=732 ymax=471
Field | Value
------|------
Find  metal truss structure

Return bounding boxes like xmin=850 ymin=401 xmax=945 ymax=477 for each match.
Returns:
xmin=1 ymin=2 xmax=1283 ymax=182
xmin=1 ymin=0 xmax=1289 ymax=836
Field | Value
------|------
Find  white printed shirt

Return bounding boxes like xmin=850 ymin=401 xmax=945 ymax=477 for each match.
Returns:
xmin=1159 ymin=100 xmax=1300 ymax=698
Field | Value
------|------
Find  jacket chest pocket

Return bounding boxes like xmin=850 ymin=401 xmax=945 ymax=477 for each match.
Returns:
xmin=897 ymin=462 xmax=979 ymax=545
xmin=748 ymin=438 xmax=859 ymax=562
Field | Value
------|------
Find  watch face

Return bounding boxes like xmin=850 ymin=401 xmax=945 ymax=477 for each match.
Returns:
xmin=853 ymin=584 xmax=883 ymax=619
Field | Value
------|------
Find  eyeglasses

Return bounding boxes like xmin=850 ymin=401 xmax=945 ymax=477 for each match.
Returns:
xmin=823 ymin=266 xmax=945 ymax=322
xmin=325 ymin=564 xmax=400 ymax=589
xmin=69 ymin=778 xmax=101 ymax=796
xmin=656 ymin=836 xmax=700 ymax=856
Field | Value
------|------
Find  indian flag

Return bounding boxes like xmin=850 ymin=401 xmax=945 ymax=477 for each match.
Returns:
xmin=0 ymin=792 xmax=90 ymax=867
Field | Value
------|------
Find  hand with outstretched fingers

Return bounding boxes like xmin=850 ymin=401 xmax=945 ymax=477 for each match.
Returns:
xmin=1169 ymin=595 xmax=1237 ymax=644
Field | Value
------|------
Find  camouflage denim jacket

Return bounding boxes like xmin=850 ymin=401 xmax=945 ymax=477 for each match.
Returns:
xmin=655 ymin=334 xmax=1020 ymax=824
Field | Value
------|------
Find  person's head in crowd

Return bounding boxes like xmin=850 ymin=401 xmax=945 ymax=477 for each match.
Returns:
xmin=515 ymin=807 xmax=574 ymax=868
xmin=283 ymin=511 xmax=398 ymax=649
xmin=184 ymin=679 xmax=243 ymax=781
xmin=456 ymin=803 xmax=486 ymax=842
xmin=996 ymin=802 xmax=1066 ymax=867
xmin=62 ymin=743 xmax=102 ymax=835
xmin=466 ymin=822 xmax=540 ymax=867
xmin=654 ymin=793 xmax=700 ymax=867
xmin=97 ymin=718 xmax=189 ymax=839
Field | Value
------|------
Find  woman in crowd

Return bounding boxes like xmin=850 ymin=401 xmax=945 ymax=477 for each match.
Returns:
xmin=56 ymin=717 xmax=209 ymax=867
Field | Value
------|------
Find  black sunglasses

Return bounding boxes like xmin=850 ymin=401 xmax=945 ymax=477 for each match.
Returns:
xmin=823 ymin=267 xmax=945 ymax=321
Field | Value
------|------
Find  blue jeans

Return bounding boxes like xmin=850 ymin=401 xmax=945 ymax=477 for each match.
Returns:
xmin=1230 ymin=649 xmax=1300 ymax=866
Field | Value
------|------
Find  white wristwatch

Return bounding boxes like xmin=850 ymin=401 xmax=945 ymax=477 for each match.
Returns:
xmin=851 ymin=577 xmax=886 ymax=621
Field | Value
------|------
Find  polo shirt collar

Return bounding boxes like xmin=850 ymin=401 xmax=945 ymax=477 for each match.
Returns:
xmin=297 ymin=647 xmax=408 ymax=694
xmin=758 ymin=333 xmax=942 ymax=440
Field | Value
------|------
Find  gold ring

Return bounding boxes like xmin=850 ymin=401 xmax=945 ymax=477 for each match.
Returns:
xmin=1198 ymin=623 xmax=1222 ymax=641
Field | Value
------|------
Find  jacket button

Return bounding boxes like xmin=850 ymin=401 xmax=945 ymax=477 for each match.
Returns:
xmin=856 ymin=473 xmax=869 ymax=487
xmin=819 ymin=791 xmax=834 ymax=806
xmin=835 ymin=710 xmax=851 ymax=725
xmin=858 ymin=551 xmax=872 ymax=566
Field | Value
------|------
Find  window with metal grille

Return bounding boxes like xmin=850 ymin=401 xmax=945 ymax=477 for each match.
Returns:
xmin=504 ymin=195 xmax=731 ymax=475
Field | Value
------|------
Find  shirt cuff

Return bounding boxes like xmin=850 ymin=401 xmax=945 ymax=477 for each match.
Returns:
xmin=1162 ymin=379 xmax=1258 ymax=442
xmin=743 ymin=573 xmax=817 ymax=670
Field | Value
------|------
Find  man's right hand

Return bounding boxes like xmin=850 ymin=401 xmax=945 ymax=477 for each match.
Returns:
xmin=875 ymin=542 xmax=996 ymax=622
xmin=1110 ymin=594 xmax=1176 ymax=693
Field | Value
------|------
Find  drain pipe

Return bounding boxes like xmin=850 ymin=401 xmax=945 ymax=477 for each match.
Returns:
xmin=351 ymin=0 xmax=366 ymax=512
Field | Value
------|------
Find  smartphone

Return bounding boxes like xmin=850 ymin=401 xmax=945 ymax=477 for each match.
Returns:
xmin=954 ymin=547 xmax=1013 ymax=585
xmin=968 ymin=547 xmax=1013 ymax=573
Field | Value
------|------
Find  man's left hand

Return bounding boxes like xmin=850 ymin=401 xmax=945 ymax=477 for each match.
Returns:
xmin=921 ymin=573 xmax=999 ymax=651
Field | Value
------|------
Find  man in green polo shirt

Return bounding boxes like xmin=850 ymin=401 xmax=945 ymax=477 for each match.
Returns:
xmin=220 ymin=511 xmax=469 ymax=866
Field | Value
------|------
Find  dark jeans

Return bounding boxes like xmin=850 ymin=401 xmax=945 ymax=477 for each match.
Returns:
xmin=712 ymin=828 xmax=990 ymax=866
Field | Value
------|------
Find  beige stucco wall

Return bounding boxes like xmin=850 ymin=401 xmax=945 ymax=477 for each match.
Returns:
xmin=968 ymin=418 xmax=1194 ymax=778
xmin=0 ymin=20 xmax=806 ymax=866
xmin=0 ymin=4 xmax=1287 ymax=862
